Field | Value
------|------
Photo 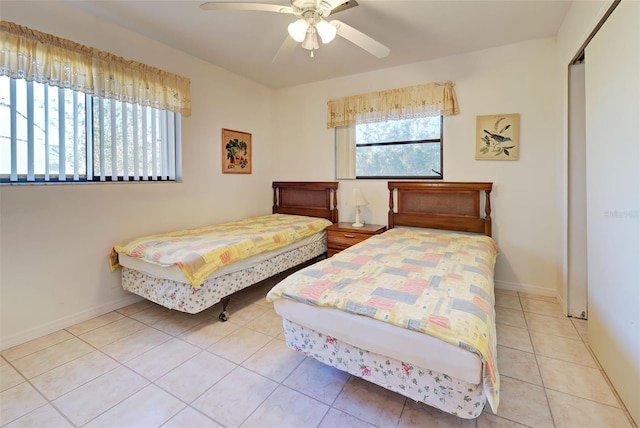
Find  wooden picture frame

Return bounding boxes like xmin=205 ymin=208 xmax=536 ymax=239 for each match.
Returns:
xmin=475 ymin=113 xmax=520 ymax=160
xmin=222 ymin=128 xmax=252 ymax=173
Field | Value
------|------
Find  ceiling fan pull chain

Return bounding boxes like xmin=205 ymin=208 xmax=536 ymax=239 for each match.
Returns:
xmin=310 ymin=50 xmax=315 ymax=58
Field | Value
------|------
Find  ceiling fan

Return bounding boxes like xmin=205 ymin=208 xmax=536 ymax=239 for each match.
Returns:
xmin=200 ymin=0 xmax=390 ymax=59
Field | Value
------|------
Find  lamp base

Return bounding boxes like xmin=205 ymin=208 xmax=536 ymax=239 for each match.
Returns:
xmin=352 ymin=207 xmax=364 ymax=228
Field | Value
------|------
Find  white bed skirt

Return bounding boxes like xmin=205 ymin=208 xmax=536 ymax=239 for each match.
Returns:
xmin=281 ymin=318 xmax=486 ymax=419
xmin=121 ymin=239 xmax=327 ymax=313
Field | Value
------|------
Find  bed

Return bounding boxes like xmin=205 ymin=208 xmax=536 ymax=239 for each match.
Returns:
xmin=266 ymin=181 xmax=499 ymax=419
xmin=110 ymin=181 xmax=338 ymax=320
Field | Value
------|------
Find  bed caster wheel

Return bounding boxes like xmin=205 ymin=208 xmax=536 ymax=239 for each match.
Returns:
xmin=218 ymin=311 xmax=228 ymax=322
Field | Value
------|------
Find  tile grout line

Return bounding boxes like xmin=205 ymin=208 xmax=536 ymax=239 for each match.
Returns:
xmin=231 ymin=290 xmax=378 ymax=428
xmin=52 ymin=328 xmax=152 ymax=428
xmin=1 ymin=366 xmax=76 ymax=427
xmin=32 ymin=309 xmax=177 ymax=427
xmin=582 ymin=341 xmax=638 ymax=427
xmin=75 ymin=305 xmax=223 ymax=427
xmin=393 ymin=398 xmax=411 ymax=428
xmin=3 ymin=329 xmax=142 ymax=428
xmin=511 ymin=292 xmax=637 ymax=428
xmin=143 ymin=299 xmax=299 ymax=427
xmin=2 ymin=303 xmax=225 ymax=427
xmin=518 ymin=291 xmax=634 ymax=427
xmin=227 ymin=307 xmax=325 ymax=427
xmin=518 ymin=292 xmax=558 ymax=428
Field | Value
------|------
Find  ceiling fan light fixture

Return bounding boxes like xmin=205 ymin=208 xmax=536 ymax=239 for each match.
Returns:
xmin=316 ymin=19 xmax=337 ymax=44
xmin=288 ymin=18 xmax=309 ymax=42
xmin=301 ymin=28 xmax=319 ymax=51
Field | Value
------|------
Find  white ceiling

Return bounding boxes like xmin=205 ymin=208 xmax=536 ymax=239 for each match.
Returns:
xmin=66 ymin=0 xmax=572 ymax=89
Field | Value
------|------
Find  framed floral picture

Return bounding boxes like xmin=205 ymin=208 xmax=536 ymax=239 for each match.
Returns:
xmin=222 ymin=128 xmax=252 ymax=173
xmin=475 ymin=113 xmax=520 ymax=160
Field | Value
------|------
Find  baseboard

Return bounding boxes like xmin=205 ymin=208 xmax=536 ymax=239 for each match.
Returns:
xmin=0 ymin=295 xmax=143 ymax=351
xmin=556 ymin=293 xmax=577 ymax=318
xmin=494 ymin=279 xmax=558 ymax=298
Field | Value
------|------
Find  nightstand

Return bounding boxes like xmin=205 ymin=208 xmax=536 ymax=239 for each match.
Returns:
xmin=327 ymin=222 xmax=387 ymax=257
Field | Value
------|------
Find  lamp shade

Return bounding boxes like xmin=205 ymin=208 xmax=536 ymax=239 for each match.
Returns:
xmin=349 ymin=188 xmax=368 ymax=206
xmin=316 ymin=20 xmax=337 ymax=44
xmin=288 ymin=19 xmax=309 ymax=42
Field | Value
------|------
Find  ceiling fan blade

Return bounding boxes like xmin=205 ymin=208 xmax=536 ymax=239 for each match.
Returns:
xmin=272 ymin=35 xmax=298 ymax=63
xmin=200 ymin=2 xmax=296 ymax=14
xmin=319 ymin=0 xmax=358 ymax=16
xmin=330 ymin=20 xmax=390 ymax=58
xmin=319 ymin=0 xmax=346 ymax=9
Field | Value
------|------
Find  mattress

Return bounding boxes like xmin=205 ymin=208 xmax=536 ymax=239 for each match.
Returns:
xmin=112 ymin=214 xmax=333 ymax=287
xmin=119 ymin=231 xmax=326 ymax=283
xmin=121 ymin=237 xmax=328 ymax=313
xmin=274 ymin=298 xmax=482 ymax=384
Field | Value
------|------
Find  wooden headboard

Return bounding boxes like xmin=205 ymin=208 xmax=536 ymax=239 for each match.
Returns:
xmin=388 ymin=182 xmax=493 ymax=236
xmin=272 ymin=182 xmax=339 ymax=223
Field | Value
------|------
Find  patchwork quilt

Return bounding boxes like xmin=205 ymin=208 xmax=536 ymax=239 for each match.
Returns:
xmin=267 ymin=227 xmax=500 ymax=412
xmin=110 ymin=214 xmax=332 ymax=287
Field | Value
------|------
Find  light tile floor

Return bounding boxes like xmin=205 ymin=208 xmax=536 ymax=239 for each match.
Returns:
xmin=1 ymin=283 xmax=637 ymax=428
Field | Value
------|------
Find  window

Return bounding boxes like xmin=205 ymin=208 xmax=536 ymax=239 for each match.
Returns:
xmin=335 ymin=116 xmax=443 ymax=179
xmin=0 ymin=76 xmax=181 ymax=183
xmin=0 ymin=20 xmax=190 ymax=184
xmin=327 ymin=81 xmax=458 ymax=179
xmin=355 ymin=116 xmax=442 ymax=178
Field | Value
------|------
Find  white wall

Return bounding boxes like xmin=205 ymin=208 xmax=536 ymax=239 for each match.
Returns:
xmin=274 ymin=38 xmax=563 ymax=297
xmin=0 ymin=1 xmax=278 ymax=349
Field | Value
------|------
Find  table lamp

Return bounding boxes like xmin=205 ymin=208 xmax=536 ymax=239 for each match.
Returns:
xmin=349 ymin=188 xmax=368 ymax=227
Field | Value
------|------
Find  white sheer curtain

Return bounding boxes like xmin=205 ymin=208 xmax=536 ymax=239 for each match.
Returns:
xmin=335 ymin=125 xmax=357 ymax=179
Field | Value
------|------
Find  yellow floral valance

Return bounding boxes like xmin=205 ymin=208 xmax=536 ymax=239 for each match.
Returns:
xmin=0 ymin=21 xmax=191 ymax=116
xmin=327 ymin=81 xmax=458 ymax=128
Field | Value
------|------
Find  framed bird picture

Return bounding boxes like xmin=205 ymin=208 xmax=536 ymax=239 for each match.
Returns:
xmin=475 ymin=113 xmax=520 ymax=160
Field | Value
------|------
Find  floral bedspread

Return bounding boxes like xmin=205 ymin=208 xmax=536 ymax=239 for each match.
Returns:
xmin=267 ymin=227 xmax=500 ymax=413
xmin=110 ymin=214 xmax=332 ymax=288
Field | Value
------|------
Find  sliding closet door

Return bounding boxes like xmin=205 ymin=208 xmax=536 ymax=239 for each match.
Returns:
xmin=584 ymin=0 xmax=639 ymax=422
